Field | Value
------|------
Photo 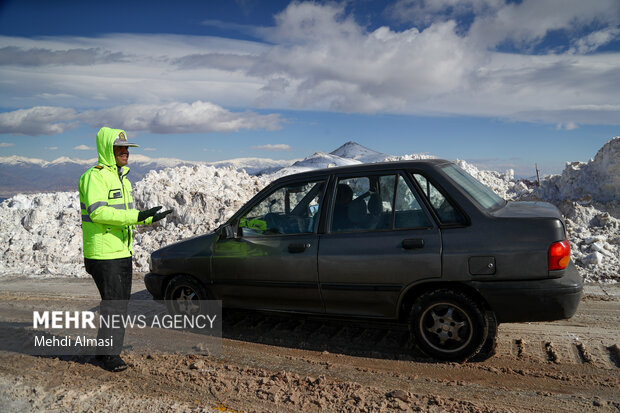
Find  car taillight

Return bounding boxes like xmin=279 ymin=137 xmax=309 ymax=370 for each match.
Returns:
xmin=548 ymin=239 xmax=570 ymax=271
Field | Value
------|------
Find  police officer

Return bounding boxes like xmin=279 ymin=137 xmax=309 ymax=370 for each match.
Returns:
xmin=79 ymin=127 xmax=172 ymax=372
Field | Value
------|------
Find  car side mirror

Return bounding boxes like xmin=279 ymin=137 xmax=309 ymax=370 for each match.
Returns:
xmin=222 ymin=224 xmax=236 ymax=239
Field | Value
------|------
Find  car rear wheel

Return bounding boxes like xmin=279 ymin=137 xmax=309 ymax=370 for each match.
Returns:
xmin=164 ymin=275 xmax=210 ymax=316
xmin=472 ymin=311 xmax=498 ymax=361
xmin=410 ymin=289 xmax=487 ymax=362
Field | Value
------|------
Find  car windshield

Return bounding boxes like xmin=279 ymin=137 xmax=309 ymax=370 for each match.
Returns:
xmin=441 ymin=164 xmax=506 ymax=211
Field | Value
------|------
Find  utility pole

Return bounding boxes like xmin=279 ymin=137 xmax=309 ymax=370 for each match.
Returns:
xmin=535 ymin=163 xmax=541 ymax=187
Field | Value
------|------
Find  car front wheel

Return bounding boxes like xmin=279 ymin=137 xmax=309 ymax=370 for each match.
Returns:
xmin=164 ymin=274 xmax=210 ymax=316
xmin=410 ymin=289 xmax=487 ymax=362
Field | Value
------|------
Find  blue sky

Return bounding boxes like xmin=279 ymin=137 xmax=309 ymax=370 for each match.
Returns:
xmin=0 ymin=0 xmax=619 ymax=176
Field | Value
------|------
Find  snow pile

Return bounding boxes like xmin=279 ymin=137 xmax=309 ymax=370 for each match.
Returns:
xmin=130 ymin=165 xmax=270 ymax=271
xmin=453 ymin=159 xmax=526 ymax=200
xmin=269 ymin=151 xmax=361 ymax=179
xmin=0 ymin=166 xmax=269 ymax=277
xmin=534 ymin=137 xmax=620 ymax=203
xmin=385 ymin=153 xmax=436 ymax=162
xmin=0 ymin=191 xmax=84 ymax=277
xmin=560 ymin=202 xmax=620 ymax=283
xmin=205 ymin=157 xmax=296 ymax=175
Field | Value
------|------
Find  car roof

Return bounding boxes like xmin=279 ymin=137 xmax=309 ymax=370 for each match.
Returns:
xmin=271 ymin=158 xmax=454 ymax=184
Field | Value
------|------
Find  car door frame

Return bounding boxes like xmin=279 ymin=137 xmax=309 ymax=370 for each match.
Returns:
xmin=317 ymin=168 xmax=444 ymax=318
xmin=210 ymin=176 xmax=330 ymax=312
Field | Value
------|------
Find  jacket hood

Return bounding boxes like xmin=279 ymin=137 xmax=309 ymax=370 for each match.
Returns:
xmin=96 ymin=127 xmax=127 ymax=167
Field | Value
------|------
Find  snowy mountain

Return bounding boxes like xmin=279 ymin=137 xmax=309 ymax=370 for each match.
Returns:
xmin=206 ymin=157 xmax=298 ymax=175
xmin=0 ymin=155 xmax=202 ymax=198
xmin=269 ymin=142 xmax=396 ymax=179
xmin=0 ymin=142 xmax=385 ymax=196
xmin=330 ymin=141 xmax=389 ymax=163
xmin=0 ymin=154 xmax=293 ymax=197
xmin=269 ymin=151 xmax=362 ymax=179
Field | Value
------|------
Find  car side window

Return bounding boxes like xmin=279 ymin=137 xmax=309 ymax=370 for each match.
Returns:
xmin=331 ymin=175 xmax=395 ymax=232
xmin=412 ymin=173 xmax=463 ymax=225
xmin=239 ymin=180 xmax=325 ymax=236
xmin=394 ymin=175 xmax=433 ymax=229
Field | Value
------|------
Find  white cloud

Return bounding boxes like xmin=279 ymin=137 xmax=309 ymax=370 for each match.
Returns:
xmin=247 ymin=2 xmax=620 ymax=122
xmin=143 ymin=147 xmax=156 ymax=151
xmin=556 ymin=122 xmax=578 ymax=131
xmin=0 ymin=34 xmax=268 ymax=111
xmin=0 ymin=1 xmax=619 ymax=128
xmin=0 ymin=142 xmax=15 ymax=147
xmin=0 ymin=106 xmax=79 ymax=135
xmin=0 ymin=101 xmax=282 ymax=136
xmin=463 ymin=0 xmax=620 ymax=51
xmin=569 ymin=27 xmax=620 ymax=54
xmin=74 ymin=144 xmax=94 ymax=150
xmin=250 ymin=5 xmax=479 ymax=112
xmin=390 ymin=0 xmax=620 ymax=53
xmin=0 ymin=46 xmax=128 ymax=66
xmin=45 ymin=146 xmax=58 ymax=150
xmin=81 ymin=101 xmax=282 ymax=134
xmin=262 ymin=2 xmax=359 ymax=44
xmin=251 ymin=144 xmax=291 ymax=151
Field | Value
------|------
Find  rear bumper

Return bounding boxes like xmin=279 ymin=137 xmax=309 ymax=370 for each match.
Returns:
xmin=473 ymin=262 xmax=583 ymax=323
xmin=144 ymin=273 xmax=169 ymax=300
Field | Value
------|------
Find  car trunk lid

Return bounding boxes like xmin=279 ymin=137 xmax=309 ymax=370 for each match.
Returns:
xmin=490 ymin=201 xmax=564 ymax=221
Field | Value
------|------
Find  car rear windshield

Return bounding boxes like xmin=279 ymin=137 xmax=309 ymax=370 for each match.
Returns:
xmin=441 ymin=164 xmax=506 ymax=211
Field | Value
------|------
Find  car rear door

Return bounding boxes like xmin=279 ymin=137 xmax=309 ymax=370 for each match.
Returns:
xmin=211 ymin=179 xmax=326 ymax=312
xmin=318 ymin=171 xmax=442 ymax=318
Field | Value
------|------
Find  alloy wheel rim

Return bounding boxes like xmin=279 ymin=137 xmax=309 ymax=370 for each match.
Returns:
xmin=173 ymin=286 xmax=200 ymax=315
xmin=419 ymin=302 xmax=473 ymax=353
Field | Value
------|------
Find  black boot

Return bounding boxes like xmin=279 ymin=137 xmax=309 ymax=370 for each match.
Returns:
xmin=101 ymin=355 xmax=128 ymax=372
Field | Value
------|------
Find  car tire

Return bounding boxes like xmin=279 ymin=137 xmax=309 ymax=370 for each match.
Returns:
xmin=410 ymin=289 xmax=487 ymax=362
xmin=471 ymin=311 xmax=498 ymax=362
xmin=164 ymin=274 xmax=210 ymax=316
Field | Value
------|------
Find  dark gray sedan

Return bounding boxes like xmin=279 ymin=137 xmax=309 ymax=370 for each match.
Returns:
xmin=145 ymin=160 xmax=582 ymax=361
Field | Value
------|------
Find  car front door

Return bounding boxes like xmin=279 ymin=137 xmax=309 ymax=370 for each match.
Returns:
xmin=211 ymin=179 xmax=326 ymax=312
xmin=318 ymin=172 xmax=442 ymax=318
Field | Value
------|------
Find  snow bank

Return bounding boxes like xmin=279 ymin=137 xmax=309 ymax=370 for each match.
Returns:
xmin=534 ymin=137 xmax=620 ymax=203
xmin=0 ymin=166 xmax=269 ymax=278
xmin=0 ymin=191 xmax=84 ymax=277
xmin=0 ymin=138 xmax=617 ymax=283
xmin=130 ymin=166 xmax=270 ymax=272
xmin=452 ymin=159 xmax=523 ymax=200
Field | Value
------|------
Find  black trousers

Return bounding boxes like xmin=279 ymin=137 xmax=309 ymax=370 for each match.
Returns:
xmin=84 ymin=257 xmax=132 ymax=355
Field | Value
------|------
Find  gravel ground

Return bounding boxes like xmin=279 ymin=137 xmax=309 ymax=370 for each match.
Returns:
xmin=0 ymin=277 xmax=618 ymax=412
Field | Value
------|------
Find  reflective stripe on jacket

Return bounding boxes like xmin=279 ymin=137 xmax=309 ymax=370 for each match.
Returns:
xmin=78 ymin=127 xmax=152 ymax=259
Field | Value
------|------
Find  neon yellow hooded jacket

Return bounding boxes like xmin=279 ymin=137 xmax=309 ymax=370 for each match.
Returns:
xmin=79 ymin=127 xmax=152 ymax=259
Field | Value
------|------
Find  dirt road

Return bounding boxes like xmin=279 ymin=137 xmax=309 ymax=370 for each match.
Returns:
xmin=0 ymin=276 xmax=618 ymax=412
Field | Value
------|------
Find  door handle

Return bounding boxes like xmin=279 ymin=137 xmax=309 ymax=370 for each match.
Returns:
xmin=288 ymin=242 xmax=310 ymax=253
xmin=402 ymin=239 xmax=424 ymax=249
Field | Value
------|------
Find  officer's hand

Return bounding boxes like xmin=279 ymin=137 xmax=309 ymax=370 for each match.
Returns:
xmin=152 ymin=209 xmax=173 ymax=223
xmin=138 ymin=206 xmax=162 ymax=222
